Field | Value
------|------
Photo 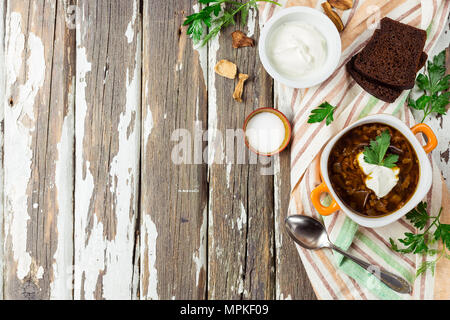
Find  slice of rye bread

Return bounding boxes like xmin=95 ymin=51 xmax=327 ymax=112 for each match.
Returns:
xmin=353 ymin=17 xmax=427 ymax=90
xmin=347 ymin=52 xmax=428 ymax=103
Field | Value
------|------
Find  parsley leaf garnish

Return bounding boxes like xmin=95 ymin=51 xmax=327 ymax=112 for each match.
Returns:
xmin=390 ymin=202 xmax=450 ymax=277
xmin=307 ymin=102 xmax=336 ymax=126
xmin=184 ymin=0 xmax=281 ymax=47
xmin=406 ymin=201 xmax=429 ymax=229
xmin=408 ymin=49 xmax=450 ymax=123
xmin=362 ymin=130 xmax=399 ymax=168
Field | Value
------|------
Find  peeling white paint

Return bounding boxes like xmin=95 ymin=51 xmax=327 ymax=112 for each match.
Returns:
xmin=125 ymin=0 xmax=137 ymax=43
xmin=4 ymin=12 xmax=45 ymax=281
xmin=75 ymin=211 xmax=105 ymax=299
xmin=75 ymin=21 xmax=141 ymax=298
xmin=207 ymin=28 xmax=221 ymax=167
xmin=192 ymin=4 xmax=208 ymax=83
xmin=178 ymin=188 xmax=199 ymax=193
xmin=143 ymin=80 xmax=153 ymax=145
xmin=274 ymin=155 xmax=283 ymax=253
xmin=237 ymin=202 xmax=247 ymax=231
xmin=205 ymin=7 xmax=222 ymax=287
xmin=277 ymin=289 xmax=292 ymax=300
xmin=193 ymin=205 xmax=207 ymax=286
xmin=142 ymin=213 xmax=159 ymax=299
xmin=36 ymin=266 xmax=44 ymax=279
xmin=5 ymin=12 xmax=23 ymax=86
xmin=226 ymin=162 xmax=232 ymax=189
xmin=0 ymin=0 xmax=5 ymax=300
xmin=74 ymin=35 xmax=97 ymax=298
xmin=208 ymin=186 xmax=215 ymax=261
xmin=131 ymin=233 xmax=140 ymax=300
xmin=246 ymin=7 xmax=256 ymax=37
xmin=237 ymin=265 xmax=244 ymax=295
xmin=102 ymin=43 xmax=141 ymax=299
xmin=51 ymin=77 xmax=74 ymax=299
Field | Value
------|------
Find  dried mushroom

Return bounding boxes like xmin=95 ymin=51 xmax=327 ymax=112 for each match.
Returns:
xmin=322 ymin=2 xmax=344 ymax=32
xmin=328 ymin=0 xmax=353 ymax=10
xmin=232 ymin=73 xmax=249 ymax=102
xmin=231 ymin=30 xmax=255 ymax=48
xmin=214 ymin=59 xmax=237 ymax=79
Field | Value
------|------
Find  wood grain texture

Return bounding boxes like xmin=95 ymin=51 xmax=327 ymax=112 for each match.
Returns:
xmin=274 ymin=148 xmax=317 ymax=300
xmin=0 ymin=0 xmax=5 ymax=301
xmin=74 ymin=0 xmax=140 ymax=299
xmin=2 ymin=0 xmax=447 ymax=301
xmin=273 ymin=83 xmax=317 ymax=299
xmin=140 ymin=0 xmax=208 ymax=300
xmin=207 ymin=7 xmax=276 ymax=299
xmin=3 ymin=0 xmax=75 ymax=299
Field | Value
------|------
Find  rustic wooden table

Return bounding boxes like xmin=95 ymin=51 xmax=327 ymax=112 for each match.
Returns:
xmin=0 ymin=0 xmax=448 ymax=300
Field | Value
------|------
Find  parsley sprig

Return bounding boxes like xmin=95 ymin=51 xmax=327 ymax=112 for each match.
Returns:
xmin=184 ymin=0 xmax=281 ymax=46
xmin=307 ymin=102 xmax=336 ymax=126
xmin=362 ymin=130 xmax=399 ymax=168
xmin=390 ymin=202 xmax=450 ymax=277
xmin=408 ymin=50 xmax=450 ymax=123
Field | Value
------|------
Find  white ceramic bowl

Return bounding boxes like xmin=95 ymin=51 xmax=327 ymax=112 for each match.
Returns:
xmin=311 ymin=114 xmax=437 ymax=228
xmin=258 ymin=6 xmax=341 ymax=88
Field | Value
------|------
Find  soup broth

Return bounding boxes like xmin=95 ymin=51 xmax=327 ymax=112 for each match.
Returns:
xmin=328 ymin=123 xmax=419 ymax=217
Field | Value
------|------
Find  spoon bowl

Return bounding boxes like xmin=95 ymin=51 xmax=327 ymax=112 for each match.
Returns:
xmin=285 ymin=215 xmax=331 ymax=250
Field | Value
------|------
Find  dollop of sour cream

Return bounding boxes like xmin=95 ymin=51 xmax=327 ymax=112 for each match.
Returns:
xmin=357 ymin=152 xmax=400 ymax=198
xmin=267 ymin=21 xmax=327 ymax=79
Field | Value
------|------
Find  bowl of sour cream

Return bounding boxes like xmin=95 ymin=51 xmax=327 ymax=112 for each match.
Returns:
xmin=258 ymin=6 xmax=341 ymax=88
xmin=243 ymin=108 xmax=292 ymax=156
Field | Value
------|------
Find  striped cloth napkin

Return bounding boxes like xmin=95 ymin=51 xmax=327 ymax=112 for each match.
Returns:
xmin=258 ymin=0 xmax=450 ymax=299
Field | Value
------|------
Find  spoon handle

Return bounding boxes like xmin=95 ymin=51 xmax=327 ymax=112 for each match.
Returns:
xmin=330 ymin=244 xmax=412 ymax=294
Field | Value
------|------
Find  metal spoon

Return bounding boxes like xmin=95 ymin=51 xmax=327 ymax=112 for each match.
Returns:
xmin=285 ymin=215 xmax=412 ymax=294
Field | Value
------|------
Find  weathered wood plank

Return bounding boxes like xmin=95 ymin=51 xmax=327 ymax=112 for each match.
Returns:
xmin=3 ymin=0 xmax=75 ymax=299
xmin=74 ymin=0 xmax=140 ymax=299
xmin=0 ymin=0 xmax=5 ymax=301
xmin=273 ymin=82 xmax=316 ymax=300
xmin=207 ymin=7 xmax=275 ymax=299
xmin=274 ymin=153 xmax=317 ymax=300
xmin=140 ymin=0 xmax=208 ymax=299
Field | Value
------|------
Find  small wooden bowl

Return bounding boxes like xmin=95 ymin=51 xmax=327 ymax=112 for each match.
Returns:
xmin=243 ymin=107 xmax=292 ymax=156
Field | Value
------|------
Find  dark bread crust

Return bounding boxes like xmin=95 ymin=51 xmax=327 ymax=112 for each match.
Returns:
xmin=354 ymin=17 xmax=427 ymax=90
xmin=347 ymin=56 xmax=402 ymax=103
xmin=347 ymin=52 xmax=428 ymax=103
xmin=417 ymin=51 xmax=428 ymax=71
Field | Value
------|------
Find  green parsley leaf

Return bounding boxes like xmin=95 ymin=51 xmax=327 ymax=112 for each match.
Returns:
xmin=398 ymin=232 xmax=428 ymax=254
xmin=382 ymin=153 xmax=399 ymax=168
xmin=416 ymin=260 xmax=436 ymax=277
xmin=362 ymin=130 xmax=398 ymax=168
xmin=186 ymin=18 xmax=206 ymax=42
xmin=408 ymin=49 xmax=450 ymax=123
xmin=184 ymin=0 xmax=281 ymax=46
xmin=390 ymin=203 xmax=450 ymax=278
xmin=413 ymin=94 xmax=431 ymax=110
xmin=434 ymin=223 xmax=450 ymax=249
xmin=307 ymin=102 xmax=336 ymax=126
xmin=416 ymin=73 xmax=429 ymax=91
xmin=431 ymin=91 xmax=450 ymax=115
xmin=405 ymin=201 xmax=429 ymax=229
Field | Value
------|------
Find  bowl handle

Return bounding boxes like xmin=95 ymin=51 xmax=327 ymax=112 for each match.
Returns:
xmin=411 ymin=123 xmax=437 ymax=154
xmin=310 ymin=182 xmax=340 ymax=216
